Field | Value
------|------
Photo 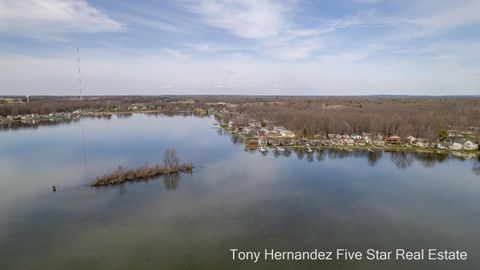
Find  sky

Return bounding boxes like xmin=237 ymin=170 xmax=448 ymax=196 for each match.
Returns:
xmin=0 ymin=0 xmax=479 ymax=96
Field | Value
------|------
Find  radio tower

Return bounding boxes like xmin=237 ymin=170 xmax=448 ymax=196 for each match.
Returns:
xmin=76 ymin=41 xmax=83 ymax=100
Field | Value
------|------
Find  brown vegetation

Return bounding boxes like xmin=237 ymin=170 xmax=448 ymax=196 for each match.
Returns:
xmin=2 ymin=95 xmax=479 ymax=141
xmin=91 ymin=149 xmax=193 ymax=187
xmin=226 ymin=96 xmax=480 ymax=140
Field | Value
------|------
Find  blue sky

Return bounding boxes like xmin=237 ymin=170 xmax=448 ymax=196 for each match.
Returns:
xmin=0 ymin=0 xmax=479 ymax=95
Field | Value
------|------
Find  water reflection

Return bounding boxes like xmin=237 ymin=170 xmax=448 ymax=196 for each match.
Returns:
xmin=251 ymin=147 xmax=480 ymax=173
xmin=163 ymin=173 xmax=181 ymax=191
xmin=367 ymin=150 xmax=382 ymax=166
xmin=390 ymin=151 xmax=414 ymax=169
xmin=473 ymin=158 xmax=480 ymax=176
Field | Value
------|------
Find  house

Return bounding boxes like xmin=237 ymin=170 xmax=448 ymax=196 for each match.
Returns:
xmin=248 ymin=120 xmax=261 ymax=128
xmin=449 ymin=142 xmax=463 ymax=151
xmin=344 ymin=138 xmax=354 ymax=146
xmin=354 ymin=139 xmax=366 ymax=146
xmin=372 ymin=139 xmax=385 ymax=146
xmin=414 ymin=139 xmax=430 ymax=148
xmin=273 ymin=126 xmax=288 ymax=133
xmin=464 ymin=141 xmax=478 ymax=151
xmin=299 ymin=138 xmax=310 ymax=145
xmin=280 ymin=130 xmax=296 ymax=138
xmin=258 ymin=128 xmax=269 ymax=136
xmin=437 ymin=141 xmax=451 ymax=150
xmin=351 ymin=134 xmax=362 ymax=140
xmin=386 ymin=135 xmax=401 ymax=144
xmin=406 ymin=135 xmax=417 ymax=144
xmin=362 ymin=133 xmax=373 ymax=144
xmin=329 ymin=138 xmax=343 ymax=146
xmin=328 ymin=134 xmax=341 ymax=139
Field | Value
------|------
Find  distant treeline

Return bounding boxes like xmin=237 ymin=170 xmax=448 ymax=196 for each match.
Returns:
xmin=1 ymin=95 xmax=479 ymax=140
xmin=231 ymin=97 xmax=480 ymax=140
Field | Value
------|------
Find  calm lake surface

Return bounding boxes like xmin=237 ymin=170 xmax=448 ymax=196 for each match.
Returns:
xmin=1 ymin=114 xmax=479 ymax=270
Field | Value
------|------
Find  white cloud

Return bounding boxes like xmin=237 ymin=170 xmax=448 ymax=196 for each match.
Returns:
xmin=189 ymin=0 xmax=288 ymax=39
xmin=0 ymin=0 xmax=122 ymax=33
xmin=381 ymin=0 xmax=480 ymax=42
xmin=162 ymin=48 xmax=190 ymax=59
xmin=264 ymin=39 xmax=322 ymax=60
xmin=412 ymin=0 xmax=480 ymax=28
xmin=184 ymin=0 xmax=328 ymax=60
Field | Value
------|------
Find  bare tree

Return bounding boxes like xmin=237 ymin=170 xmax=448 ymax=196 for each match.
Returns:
xmin=163 ymin=149 xmax=180 ymax=169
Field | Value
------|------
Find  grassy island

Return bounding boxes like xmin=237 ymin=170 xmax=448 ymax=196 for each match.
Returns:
xmin=91 ymin=149 xmax=193 ymax=187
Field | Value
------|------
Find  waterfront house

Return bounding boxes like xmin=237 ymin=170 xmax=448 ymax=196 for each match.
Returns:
xmin=344 ymin=138 xmax=354 ymax=146
xmin=386 ymin=135 xmax=401 ymax=144
xmin=373 ymin=139 xmax=385 ymax=146
xmin=437 ymin=141 xmax=451 ymax=150
xmin=362 ymin=133 xmax=373 ymax=144
xmin=328 ymin=133 xmax=342 ymax=139
xmin=329 ymin=138 xmax=343 ymax=146
xmin=351 ymin=134 xmax=362 ymax=140
xmin=414 ymin=139 xmax=430 ymax=148
xmin=249 ymin=120 xmax=261 ymax=128
xmin=259 ymin=128 xmax=269 ymax=136
xmin=450 ymin=142 xmax=463 ymax=151
xmin=274 ymin=126 xmax=288 ymax=133
xmin=406 ymin=135 xmax=417 ymax=144
xmin=464 ymin=141 xmax=478 ymax=151
xmin=354 ymin=138 xmax=367 ymax=146
xmin=280 ymin=130 xmax=296 ymax=138
xmin=300 ymin=138 xmax=310 ymax=145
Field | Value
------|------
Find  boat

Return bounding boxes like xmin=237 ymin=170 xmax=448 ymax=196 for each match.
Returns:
xmin=306 ymin=146 xmax=313 ymax=153
xmin=259 ymin=146 xmax=268 ymax=153
xmin=276 ymin=146 xmax=286 ymax=152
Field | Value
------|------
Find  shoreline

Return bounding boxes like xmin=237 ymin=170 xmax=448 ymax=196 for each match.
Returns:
xmin=0 ymin=110 xmax=478 ymax=158
xmin=243 ymin=143 xmax=479 ymax=158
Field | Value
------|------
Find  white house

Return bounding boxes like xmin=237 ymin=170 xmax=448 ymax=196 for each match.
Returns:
xmin=273 ymin=126 xmax=288 ymax=133
xmin=351 ymin=134 xmax=362 ymax=140
xmin=280 ymin=130 xmax=296 ymax=138
xmin=464 ymin=141 xmax=478 ymax=151
xmin=449 ymin=142 xmax=463 ymax=151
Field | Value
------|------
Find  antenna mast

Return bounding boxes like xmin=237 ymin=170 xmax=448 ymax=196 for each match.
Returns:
xmin=76 ymin=41 xmax=82 ymax=100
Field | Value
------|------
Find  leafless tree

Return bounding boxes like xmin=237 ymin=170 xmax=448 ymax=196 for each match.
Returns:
xmin=163 ymin=149 xmax=180 ymax=169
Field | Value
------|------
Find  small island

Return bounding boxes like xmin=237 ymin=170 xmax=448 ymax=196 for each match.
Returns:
xmin=91 ymin=149 xmax=193 ymax=187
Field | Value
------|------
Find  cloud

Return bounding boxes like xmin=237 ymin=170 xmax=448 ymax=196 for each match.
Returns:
xmin=0 ymin=0 xmax=122 ymax=33
xmin=183 ymin=0 xmax=329 ymax=60
xmin=380 ymin=0 xmax=480 ymax=42
xmin=189 ymin=0 xmax=288 ymax=39
xmin=264 ymin=39 xmax=322 ymax=60
xmin=162 ymin=48 xmax=190 ymax=59
xmin=412 ymin=0 xmax=480 ymax=28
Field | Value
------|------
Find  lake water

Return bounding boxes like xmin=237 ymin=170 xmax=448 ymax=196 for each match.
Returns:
xmin=1 ymin=114 xmax=479 ymax=270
